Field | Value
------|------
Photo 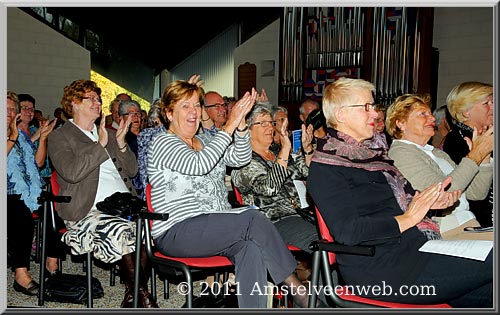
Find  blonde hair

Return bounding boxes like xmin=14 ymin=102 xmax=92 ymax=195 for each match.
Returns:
xmin=7 ymin=91 xmax=19 ymax=112
xmin=446 ymin=81 xmax=493 ymax=123
xmin=386 ymin=94 xmax=432 ymax=139
xmin=322 ymin=77 xmax=375 ymax=128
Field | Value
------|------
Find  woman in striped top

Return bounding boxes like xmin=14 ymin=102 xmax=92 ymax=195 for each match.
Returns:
xmin=148 ymin=79 xmax=311 ymax=308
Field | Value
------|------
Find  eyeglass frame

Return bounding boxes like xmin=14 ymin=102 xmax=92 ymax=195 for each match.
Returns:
xmin=204 ymin=103 xmax=227 ymax=109
xmin=252 ymin=120 xmax=277 ymax=127
xmin=82 ymin=96 xmax=102 ymax=104
xmin=341 ymin=102 xmax=377 ymax=112
xmin=20 ymin=105 xmax=35 ymax=112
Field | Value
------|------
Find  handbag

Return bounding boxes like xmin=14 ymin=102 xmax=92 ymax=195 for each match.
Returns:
xmin=96 ymin=192 xmax=146 ymax=220
xmin=44 ymin=273 xmax=104 ymax=304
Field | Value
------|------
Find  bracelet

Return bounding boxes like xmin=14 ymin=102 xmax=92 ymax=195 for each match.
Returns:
xmin=7 ymin=137 xmax=17 ymax=143
xmin=118 ymin=144 xmax=127 ymax=151
xmin=304 ymin=148 xmax=314 ymax=155
xmin=201 ymin=117 xmax=211 ymax=121
xmin=236 ymin=125 xmax=248 ymax=132
xmin=277 ymin=156 xmax=289 ymax=163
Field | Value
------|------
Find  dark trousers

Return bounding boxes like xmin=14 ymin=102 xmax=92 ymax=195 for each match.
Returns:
xmin=155 ymin=209 xmax=297 ymax=308
xmin=8 ymin=194 xmax=67 ymax=271
xmin=7 ymin=195 xmax=35 ymax=271
xmin=368 ymin=251 xmax=492 ymax=307
xmin=274 ymin=216 xmax=318 ymax=253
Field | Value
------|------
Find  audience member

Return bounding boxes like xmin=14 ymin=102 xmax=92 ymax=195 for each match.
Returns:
xmin=17 ymin=93 xmax=57 ymax=181
xmin=299 ymin=98 xmax=320 ymax=123
xmin=387 ymin=94 xmax=493 ymax=240
xmin=443 ymin=81 xmax=494 ymax=227
xmin=304 ymin=109 xmax=327 ymax=150
xmin=136 ymin=98 xmax=166 ymax=200
xmin=232 ymin=105 xmax=317 ymax=252
xmin=53 ymin=107 xmax=67 ymax=129
xmin=106 ymin=98 xmax=122 ymax=131
xmin=7 ymin=91 xmax=65 ymax=297
xmin=431 ymin=105 xmax=452 ymax=149
xmin=47 ymin=79 xmax=158 ymax=308
xmin=147 ymin=79 xmax=311 ymax=308
xmin=307 ymin=77 xmax=492 ymax=307
xmin=204 ymin=91 xmax=228 ymax=130
xmin=270 ymin=105 xmax=288 ymax=150
xmin=140 ymin=109 xmax=148 ymax=130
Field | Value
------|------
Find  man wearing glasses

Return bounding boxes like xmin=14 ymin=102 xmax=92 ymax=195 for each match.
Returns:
xmin=203 ymin=91 xmax=228 ymax=130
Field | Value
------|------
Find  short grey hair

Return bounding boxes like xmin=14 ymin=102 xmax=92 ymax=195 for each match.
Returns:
xmin=299 ymin=98 xmax=319 ymax=114
xmin=118 ymin=100 xmax=141 ymax=116
xmin=247 ymin=104 xmax=272 ymax=127
xmin=271 ymin=105 xmax=288 ymax=119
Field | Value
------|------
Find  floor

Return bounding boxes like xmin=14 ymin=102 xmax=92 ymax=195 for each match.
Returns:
xmin=6 ymin=253 xmax=202 ymax=309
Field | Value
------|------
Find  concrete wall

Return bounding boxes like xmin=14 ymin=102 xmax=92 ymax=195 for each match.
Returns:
xmin=433 ymin=7 xmax=494 ymax=107
xmin=234 ymin=19 xmax=281 ymax=106
xmin=7 ymin=8 xmax=90 ymax=116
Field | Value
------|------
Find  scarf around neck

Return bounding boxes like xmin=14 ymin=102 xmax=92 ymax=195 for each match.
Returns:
xmin=312 ymin=128 xmax=441 ymax=240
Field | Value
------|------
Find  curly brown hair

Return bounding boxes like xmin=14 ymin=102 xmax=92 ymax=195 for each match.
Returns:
xmin=60 ymin=80 xmax=101 ymax=118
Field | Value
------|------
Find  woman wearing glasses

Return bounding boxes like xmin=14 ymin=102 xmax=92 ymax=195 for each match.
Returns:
xmin=48 ymin=79 xmax=158 ymax=308
xmin=307 ymin=77 xmax=492 ymax=307
xmin=232 ymin=104 xmax=318 ymax=252
xmin=148 ymin=80 xmax=313 ymax=308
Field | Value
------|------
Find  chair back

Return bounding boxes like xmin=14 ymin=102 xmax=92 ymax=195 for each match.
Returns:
xmin=314 ymin=206 xmax=336 ymax=264
xmin=51 ymin=171 xmax=59 ymax=198
xmin=233 ymin=184 xmax=244 ymax=206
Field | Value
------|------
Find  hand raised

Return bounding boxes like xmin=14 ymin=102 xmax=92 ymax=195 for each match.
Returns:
xmin=98 ymin=112 xmax=109 ymax=148
xmin=116 ymin=113 xmax=132 ymax=147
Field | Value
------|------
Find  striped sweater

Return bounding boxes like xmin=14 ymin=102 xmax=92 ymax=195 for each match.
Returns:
xmin=147 ymin=130 xmax=252 ymax=239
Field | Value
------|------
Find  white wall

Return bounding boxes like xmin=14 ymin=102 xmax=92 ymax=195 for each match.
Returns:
xmin=234 ymin=19 xmax=280 ymax=106
xmin=7 ymin=8 xmax=90 ymax=116
xmin=433 ymin=7 xmax=493 ymax=107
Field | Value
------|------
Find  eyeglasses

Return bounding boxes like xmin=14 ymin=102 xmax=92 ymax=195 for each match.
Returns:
xmin=20 ymin=106 xmax=35 ymax=112
xmin=253 ymin=120 xmax=277 ymax=127
xmin=205 ymin=103 xmax=227 ymax=109
xmin=82 ymin=96 xmax=102 ymax=104
xmin=123 ymin=112 xmax=141 ymax=117
xmin=481 ymin=99 xmax=494 ymax=106
xmin=342 ymin=102 xmax=376 ymax=112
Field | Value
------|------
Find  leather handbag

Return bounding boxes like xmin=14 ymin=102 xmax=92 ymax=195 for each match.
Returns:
xmin=96 ymin=192 xmax=145 ymax=220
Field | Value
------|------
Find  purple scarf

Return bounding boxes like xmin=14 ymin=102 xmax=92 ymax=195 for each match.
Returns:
xmin=312 ymin=128 xmax=441 ymax=240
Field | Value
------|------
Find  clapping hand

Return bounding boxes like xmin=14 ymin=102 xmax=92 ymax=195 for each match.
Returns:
xmin=116 ymin=113 xmax=133 ymax=148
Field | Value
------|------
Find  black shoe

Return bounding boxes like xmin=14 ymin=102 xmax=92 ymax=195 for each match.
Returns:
xmin=13 ymin=280 xmax=39 ymax=296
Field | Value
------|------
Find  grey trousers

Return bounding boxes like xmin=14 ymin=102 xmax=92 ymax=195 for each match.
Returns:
xmin=274 ymin=215 xmax=319 ymax=253
xmin=155 ymin=209 xmax=297 ymax=308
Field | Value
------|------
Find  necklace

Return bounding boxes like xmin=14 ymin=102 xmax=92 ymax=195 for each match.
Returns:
xmin=168 ymin=128 xmax=196 ymax=150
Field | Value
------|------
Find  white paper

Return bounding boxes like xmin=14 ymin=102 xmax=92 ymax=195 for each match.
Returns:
xmin=419 ymin=240 xmax=493 ymax=261
xmin=293 ymin=180 xmax=309 ymax=208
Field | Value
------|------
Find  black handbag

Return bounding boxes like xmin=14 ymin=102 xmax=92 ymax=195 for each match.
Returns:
xmin=44 ymin=273 xmax=104 ymax=304
xmin=96 ymin=192 xmax=146 ymax=220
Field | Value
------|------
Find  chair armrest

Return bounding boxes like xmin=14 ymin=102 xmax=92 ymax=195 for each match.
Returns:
xmin=37 ymin=191 xmax=71 ymax=203
xmin=138 ymin=211 xmax=169 ymax=221
xmin=309 ymin=240 xmax=375 ymax=256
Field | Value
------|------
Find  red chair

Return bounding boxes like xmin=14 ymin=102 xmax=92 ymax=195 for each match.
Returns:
xmin=133 ymin=183 xmax=234 ymax=308
xmin=307 ymin=207 xmax=451 ymax=308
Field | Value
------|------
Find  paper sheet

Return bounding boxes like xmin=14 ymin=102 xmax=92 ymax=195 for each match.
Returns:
xmin=293 ymin=180 xmax=310 ymax=209
xmin=419 ymin=239 xmax=493 ymax=261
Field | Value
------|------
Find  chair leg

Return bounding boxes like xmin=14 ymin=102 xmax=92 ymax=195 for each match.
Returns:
xmin=110 ymin=264 xmax=116 ymax=286
xmin=308 ymin=250 xmax=321 ymax=308
xmin=35 ymin=219 xmax=42 ymax=263
xmin=86 ymin=253 xmax=93 ymax=308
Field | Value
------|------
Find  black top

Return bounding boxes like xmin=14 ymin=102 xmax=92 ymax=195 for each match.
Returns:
xmin=307 ymin=162 xmax=430 ymax=295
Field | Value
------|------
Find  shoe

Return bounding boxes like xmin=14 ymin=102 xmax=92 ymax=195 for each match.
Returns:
xmin=13 ymin=280 xmax=39 ymax=296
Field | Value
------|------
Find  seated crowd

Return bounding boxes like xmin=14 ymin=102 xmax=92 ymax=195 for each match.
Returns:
xmin=6 ymin=75 xmax=493 ymax=308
